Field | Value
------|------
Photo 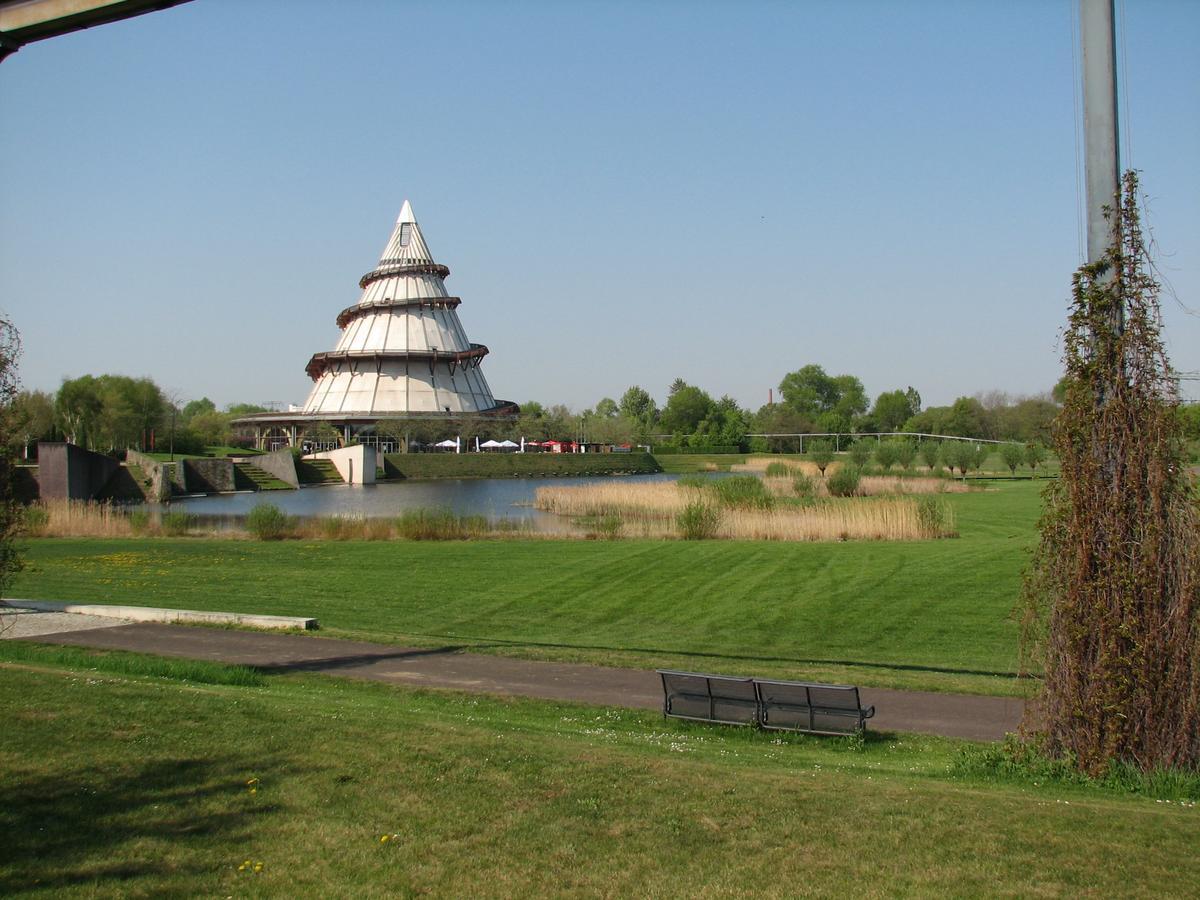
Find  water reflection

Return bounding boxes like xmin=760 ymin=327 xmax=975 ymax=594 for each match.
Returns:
xmin=137 ymin=473 xmax=686 ymax=534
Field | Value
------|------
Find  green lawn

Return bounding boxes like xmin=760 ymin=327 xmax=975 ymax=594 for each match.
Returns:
xmin=1 ymin=648 xmax=1196 ymax=897
xmin=12 ymin=482 xmax=1044 ymax=696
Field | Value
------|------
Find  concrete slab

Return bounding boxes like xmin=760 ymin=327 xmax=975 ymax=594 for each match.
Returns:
xmin=1 ymin=606 xmax=133 ymax=639
xmin=4 ymin=600 xmax=315 ymax=631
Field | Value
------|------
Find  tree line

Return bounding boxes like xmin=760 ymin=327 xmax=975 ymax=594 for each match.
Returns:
xmin=13 ymin=367 xmax=1200 ymax=455
xmin=11 ymin=376 xmax=265 ymax=456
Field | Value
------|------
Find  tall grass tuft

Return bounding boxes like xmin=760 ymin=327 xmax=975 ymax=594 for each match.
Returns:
xmin=395 ymin=508 xmax=490 ymax=541
xmin=826 ymin=466 xmax=863 ymax=498
xmin=710 ymin=475 xmax=774 ymax=510
xmin=161 ymin=511 xmax=196 ymax=537
xmin=676 ymin=501 xmax=722 ymax=540
xmin=23 ymin=499 xmax=133 ymax=538
xmin=765 ymin=461 xmax=792 ymax=478
xmin=246 ymin=503 xmax=293 ymax=541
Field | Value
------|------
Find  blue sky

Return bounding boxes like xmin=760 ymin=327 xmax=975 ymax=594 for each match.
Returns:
xmin=2 ymin=0 xmax=1197 ymax=412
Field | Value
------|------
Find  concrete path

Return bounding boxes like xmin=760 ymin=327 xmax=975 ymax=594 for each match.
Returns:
xmin=2 ymin=607 xmax=133 ymax=639
xmin=22 ymin=622 xmax=1025 ymax=742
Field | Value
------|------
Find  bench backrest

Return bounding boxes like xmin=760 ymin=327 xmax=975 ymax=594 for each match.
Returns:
xmin=658 ymin=670 xmax=758 ymax=726
xmin=754 ymin=679 xmax=866 ymax=734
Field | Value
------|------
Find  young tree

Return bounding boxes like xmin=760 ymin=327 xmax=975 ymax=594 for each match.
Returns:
xmin=1000 ymin=442 xmax=1025 ymax=476
xmin=845 ymin=439 xmax=871 ymax=469
xmin=1024 ymin=441 xmax=1047 ymax=476
xmin=874 ymin=440 xmax=899 ymax=472
xmin=971 ymin=443 xmax=991 ymax=474
xmin=941 ymin=441 xmax=969 ymax=477
xmin=1021 ymin=172 xmax=1200 ymax=773
xmin=919 ymin=441 xmax=941 ymax=472
xmin=805 ymin=438 xmax=834 ymax=476
xmin=894 ymin=438 xmax=917 ymax=471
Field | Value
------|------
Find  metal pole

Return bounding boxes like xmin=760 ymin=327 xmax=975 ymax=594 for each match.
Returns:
xmin=1079 ymin=0 xmax=1121 ymax=272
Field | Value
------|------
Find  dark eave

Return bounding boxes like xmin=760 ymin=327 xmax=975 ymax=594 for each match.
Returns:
xmin=358 ymin=261 xmax=450 ymax=290
xmin=305 ymin=344 xmax=489 ymax=380
xmin=335 ymin=296 xmax=462 ymax=329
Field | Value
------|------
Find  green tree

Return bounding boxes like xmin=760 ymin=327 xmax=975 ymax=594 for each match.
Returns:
xmin=751 ymin=403 xmax=811 ymax=453
xmin=12 ymin=390 xmax=56 ymax=458
xmin=594 ymin=397 xmax=618 ymax=419
xmin=1024 ymin=441 xmax=1047 ymax=475
xmin=874 ymin=440 xmax=899 ymax=472
xmin=806 ymin=438 xmax=834 ymax=476
xmin=56 ymin=375 xmax=103 ymax=448
xmin=660 ymin=381 xmax=715 ymax=435
xmin=919 ymin=441 xmax=940 ymax=471
xmin=894 ymin=438 xmax=917 ymax=470
xmin=848 ymin=439 xmax=873 ymax=468
xmin=778 ymin=364 xmax=837 ymax=417
xmin=999 ymin=442 xmax=1024 ymax=476
xmin=871 ymin=389 xmax=919 ymax=432
xmin=941 ymin=441 xmax=969 ymax=477
xmin=187 ymin=410 xmax=232 ymax=448
xmin=226 ymin=402 xmax=268 ymax=417
xmin=181 ymin=397 xmax=217 ymax=423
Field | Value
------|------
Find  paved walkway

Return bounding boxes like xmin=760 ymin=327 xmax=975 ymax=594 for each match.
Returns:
xmin=22 ymin=622 xmax=1025 ymax=741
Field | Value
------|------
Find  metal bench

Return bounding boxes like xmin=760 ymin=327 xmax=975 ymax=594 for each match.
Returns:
xmin=656 ymin=670 xmax=875 ymax=736
xmin=754 ymin=679 xmax=875 ymax=736
xmin=657 ymin=670 xmax=759 ymax=726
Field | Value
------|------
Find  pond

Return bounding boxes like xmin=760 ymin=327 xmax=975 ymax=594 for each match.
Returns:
xmin=142 ymin=473 xmax=689 ymax=533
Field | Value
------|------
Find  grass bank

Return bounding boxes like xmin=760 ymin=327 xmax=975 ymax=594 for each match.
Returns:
xmin=381 ymin=451 xmax=660 ymax=479
xmin=1 ymin=651 xmax=1196 ymax=896
xmin=11 ymin=482 xmax=1043 ymax=696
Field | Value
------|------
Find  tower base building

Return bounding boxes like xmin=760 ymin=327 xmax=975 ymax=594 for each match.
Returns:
xmin=235 ymin=201 xmax=517 ymax=450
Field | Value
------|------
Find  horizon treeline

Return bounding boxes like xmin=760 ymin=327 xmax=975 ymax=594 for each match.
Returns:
xmin=12 ymin=366 xmax=1200 ymax=455
xmin=16 ymin=366 xmax=1200 ymax=455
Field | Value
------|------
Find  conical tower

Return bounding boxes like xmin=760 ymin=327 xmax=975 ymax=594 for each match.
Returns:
xmin=301 ymin=201 xmax=510 ymax=417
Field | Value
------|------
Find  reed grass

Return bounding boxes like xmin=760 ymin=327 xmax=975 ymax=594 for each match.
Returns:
xmin=23 ymin=499 xmax=135 ymax=538
xmin=534 ymin=482 xmax=956 ymax=540
xmin=763 ymin=474 xmax=968 ymax=499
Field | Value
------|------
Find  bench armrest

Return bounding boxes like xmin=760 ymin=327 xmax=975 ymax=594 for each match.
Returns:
xmin=861 ymin=705 xmax=876 ymax=720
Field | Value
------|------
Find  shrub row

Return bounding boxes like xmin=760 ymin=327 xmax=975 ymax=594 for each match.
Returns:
xmin=381 ymin=452 xmax=660 ymax=479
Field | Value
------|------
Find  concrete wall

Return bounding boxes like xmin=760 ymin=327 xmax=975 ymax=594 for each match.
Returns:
xmin=309 ymin=445 xmax=376 ymax=484
xmin=246 ymin=448 xmax=299 ymax=488
xmin=125 ymin=449 xmax=174 ymax=502
xmin=35 ymin=442 xmax=119 ymax=500
xmin=182 ymin=458 xmax=235 ymax=493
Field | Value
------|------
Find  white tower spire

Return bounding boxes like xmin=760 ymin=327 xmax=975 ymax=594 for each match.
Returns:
xmin=300 ymin=201 xmax=510 ymax=417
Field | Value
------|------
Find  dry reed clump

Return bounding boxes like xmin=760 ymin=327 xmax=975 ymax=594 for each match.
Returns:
xmin=534 ymin=482 xmax=955 ymax=541
xmin=732 ymin=459 xmax=842 ymax=478
xmin=24 ymin=499 xmax=134 ymax=538
xmin=762 ymin=475 xmax=966 ymax=499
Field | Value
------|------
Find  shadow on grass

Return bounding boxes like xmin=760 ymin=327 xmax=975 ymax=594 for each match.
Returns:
xmin=0 ymin=755 xmax=284 ymax=894
xmin=382 ymin=630 xmax=1027 ymax=681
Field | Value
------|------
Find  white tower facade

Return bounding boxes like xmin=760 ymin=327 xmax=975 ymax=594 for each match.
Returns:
xmin=301 ymin=201 xmax=507 ymax=417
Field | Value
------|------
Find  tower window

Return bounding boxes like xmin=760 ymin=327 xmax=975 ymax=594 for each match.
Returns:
xmin=399 ymin=223 xmax=412 ymax=247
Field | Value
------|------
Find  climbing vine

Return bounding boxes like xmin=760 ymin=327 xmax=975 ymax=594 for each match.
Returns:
xmin=1020 ymin=171 xmax=1200 ymax=774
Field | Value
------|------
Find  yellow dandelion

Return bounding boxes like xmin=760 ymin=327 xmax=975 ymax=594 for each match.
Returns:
xmin=380 ymin=834 xmax=390 ymax=843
